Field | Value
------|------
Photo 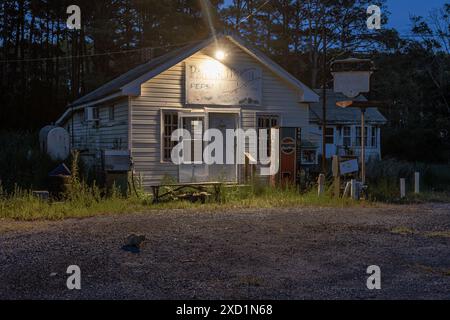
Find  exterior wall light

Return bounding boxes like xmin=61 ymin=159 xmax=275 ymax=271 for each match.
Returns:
xmin=215 ymin=50 xmax=226 ymax=61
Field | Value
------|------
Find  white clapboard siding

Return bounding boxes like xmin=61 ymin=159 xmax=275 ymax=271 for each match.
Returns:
xmin=63 ymin=99 xmax=129 ymax=166
xmin=131 ymin=40 xmax=311 ymax=188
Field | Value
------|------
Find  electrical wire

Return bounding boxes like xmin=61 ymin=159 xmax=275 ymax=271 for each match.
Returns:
xmin=0 ymin=39 xmax=202 ymax=64
xmin=236 ymin=0 xmax=272 ymax=27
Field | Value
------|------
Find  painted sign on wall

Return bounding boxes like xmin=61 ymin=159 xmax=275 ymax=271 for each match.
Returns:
xmin=186 ymin=61 xmax=262 ymax=106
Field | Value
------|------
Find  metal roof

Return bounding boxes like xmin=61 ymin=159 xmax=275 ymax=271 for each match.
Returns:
xmin=70 ymin=40 xmax=205 ymax=107
xmin=69 ymin=34 xmax=320 ymax=107
xmin=310 ymin=90 xmax=388 ymax=124
xmin=57 ymin=33 xmax=320 ymax=125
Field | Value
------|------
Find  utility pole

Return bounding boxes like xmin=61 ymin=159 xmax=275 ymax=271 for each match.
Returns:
xmin=361 ymin=108 xmax=366 ymax=185
xmin=322 ymin=27 xmax=328 ymax=174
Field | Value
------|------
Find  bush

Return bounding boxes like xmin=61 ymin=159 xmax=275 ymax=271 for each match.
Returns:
xmin=366 ymin=158 xmax=450 ymax=201
xmin=382 ymin=127 xmax=450 ymax=163
xmin=0 ymin=131 xmax=58 ymax=193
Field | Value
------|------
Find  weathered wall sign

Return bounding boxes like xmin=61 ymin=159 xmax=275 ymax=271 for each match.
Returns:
xmin=186 ymin=61 xmax=262 ymax=106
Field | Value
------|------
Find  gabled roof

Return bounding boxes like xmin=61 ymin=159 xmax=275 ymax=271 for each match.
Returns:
xmin=70 ymin=39 xmax=211 ymax=107
xmin=310 ymin=90 xmax=388 ymax=125
xmin=57 ymin=34 xmax=318 ymax=125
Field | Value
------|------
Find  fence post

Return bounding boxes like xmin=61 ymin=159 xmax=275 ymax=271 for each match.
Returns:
xmin=343 ymin=182 xmax=351 ymax=198
xmin=351 ymin=179 xmax=358 ymax=200
xmin=332 ymin=156 xmax=341 ymax=198
xmin=415 ymin=172 xmax=420 ymax=194
xmin=318 ymin=174 xmax=325 ymax=196
xmin=400 ymin=178 xmax=406 ymax=198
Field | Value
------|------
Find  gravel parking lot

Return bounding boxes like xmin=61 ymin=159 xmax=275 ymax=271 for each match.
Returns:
xmin=1 ymin=203 xmax=449 ymax=300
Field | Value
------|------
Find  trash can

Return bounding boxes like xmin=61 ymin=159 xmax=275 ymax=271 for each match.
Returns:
xmin=48 ymin=164 xmax=72 ymax=199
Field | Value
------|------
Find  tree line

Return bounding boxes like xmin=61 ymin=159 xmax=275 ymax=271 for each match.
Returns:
xmin=0 ymin=0 xmax=449 ymax=162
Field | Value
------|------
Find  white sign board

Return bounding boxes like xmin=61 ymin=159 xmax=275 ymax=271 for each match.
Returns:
xmin=186 ymin=61 xmax=262 ymax=106
xmin=340 ymin=159 xmax=359 ymax=175
xmin=332 ymin=71 xmax=372 ymax=98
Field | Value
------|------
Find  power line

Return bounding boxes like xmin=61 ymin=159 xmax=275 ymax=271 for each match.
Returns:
xmin=0 ymin=29 xmax=446 ymax=65
xmin=0 ymin=40 xmax=201 ymax=64
xmin=236 ymin=0 xmax=272 ymax=27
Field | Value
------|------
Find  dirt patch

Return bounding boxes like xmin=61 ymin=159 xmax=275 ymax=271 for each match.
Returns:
xmin=0 ymin=203 xmax=449 ymax=300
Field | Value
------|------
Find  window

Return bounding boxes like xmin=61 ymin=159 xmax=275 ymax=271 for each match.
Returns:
xmin=182 ymin=117 xmax=204 ymax=164
xmin=355 ymin=127 xmax=368 ymax=147
xmin=258 ymin=115 xmax=279 ymax=130
xmin=162 ymin=112 xmax=178 ymax=161
xmin=108 ymin=106 xmax=115 ymax=121
xmin=371 ymin=127 xmax=378 ymax=147
xmin=92 ymin=107 xmax=99 ymax=120
xmin=325 ymin=127 xmax=334 ymax=144
xmin=302 ymin=149 xmax=317 ymax=165
xmin=83 ymin=109 xmax=88 ymax=122
xmin=258 ymin=115 xmax=279 ymax=157
xmin=84 ymin=107 xmax=99 ymax=122
xmin=343 ymin=126 xmax=352 ymax=147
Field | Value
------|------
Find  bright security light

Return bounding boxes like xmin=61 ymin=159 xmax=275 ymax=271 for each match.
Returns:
xmin=215 ymin=50 xmax=226 ymax=61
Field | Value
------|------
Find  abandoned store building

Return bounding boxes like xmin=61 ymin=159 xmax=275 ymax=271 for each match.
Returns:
xmin=56 ymin=34 xmax=324 ymax=189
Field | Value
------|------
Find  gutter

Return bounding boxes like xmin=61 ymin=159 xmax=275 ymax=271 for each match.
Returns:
xmin=56 ymin=91 xmax=124 ymax=126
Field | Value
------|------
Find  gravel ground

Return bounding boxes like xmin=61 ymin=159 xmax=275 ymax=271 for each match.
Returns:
xmin=0 ymin=203 xmax=449 ymax=300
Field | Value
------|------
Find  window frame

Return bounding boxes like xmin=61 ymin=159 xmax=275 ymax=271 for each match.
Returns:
xmin=108 ymin=105 xmax=115 ymax=122
xmin=343 ymin=126 xmax=352 ymax=147
xmin=325 ymin=127 xmax=335 ymax=145
xmin=257 ymin=114 xmax=280 ymax=158
xmin=355 ymin=126 xmax=369 ymax=147
xmin=181 ymin=116 xmax=206 ymax=165
xmin=257 ymin=115 xmax=280 ymax=131
xmin=302 ymin=149 xmax=317 ymax=165
xmin=371 ymin=127 xmax=378 ymax=148
xmin=161 ymin=111 xmax=179 ymax=163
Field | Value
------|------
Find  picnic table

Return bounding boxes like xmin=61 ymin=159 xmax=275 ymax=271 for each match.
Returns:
xmin=151 ymin=182 xmax=247 ymax=204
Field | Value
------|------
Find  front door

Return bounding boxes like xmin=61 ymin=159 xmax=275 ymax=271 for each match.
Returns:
xmin=179 ymin=115 xmax=209 ymax=183
xmin=208 ymin=113 xmax=238 ymax=183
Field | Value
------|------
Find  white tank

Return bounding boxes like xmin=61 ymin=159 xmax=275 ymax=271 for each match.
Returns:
xmin=39 ymin=126 xmax=71 ymax=161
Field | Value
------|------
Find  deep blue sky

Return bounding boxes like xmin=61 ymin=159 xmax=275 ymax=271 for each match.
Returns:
xmin=386 ymin=0 xmax=447 ymax=33
xmin=222 ymin=0 xmax=448 ymax=34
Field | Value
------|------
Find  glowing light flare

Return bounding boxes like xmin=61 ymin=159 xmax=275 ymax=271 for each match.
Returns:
xmin=200 ymin=59 xmax=226 ymax=79
xmin=215 ymin=50 xmax=226 ymax=61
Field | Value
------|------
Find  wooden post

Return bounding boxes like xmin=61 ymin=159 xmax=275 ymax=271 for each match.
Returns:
xmin=321 ymin=27 xmax=328 ymax=174
xmin=400 ymin=178 xmax=406 ymax=199
xmin=318 ymin=174 xmax=326 ymax=196
xmin=351 ymin=179 xmax=358 ymax=200
xmin=152 ymin=186 xmax=160 ymax=204
xmin=415 ymin=172 xmax=420 ymax=194
xmin=343 ymin=182 xmax=351 ymax=198
xmin=332 ymin=156 xmax=340 ymax=197
xmin=361 ymin=108 xmax=366 ymax=185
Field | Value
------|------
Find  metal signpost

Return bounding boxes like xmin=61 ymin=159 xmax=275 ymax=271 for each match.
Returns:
xmin=331 ymin=59 xmax=376 ymax=188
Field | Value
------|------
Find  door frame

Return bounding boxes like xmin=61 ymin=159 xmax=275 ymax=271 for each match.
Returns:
xmin=177 ymin=108 xmax=241 ymax=183
xmin=177 ymin=111 xmax=208 ymax=183
xmin=207 ymin=110 xmax=241 ymax=183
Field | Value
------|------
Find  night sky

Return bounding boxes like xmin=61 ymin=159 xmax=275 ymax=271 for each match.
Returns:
xmin=221 ymin=0 xmax=449 ymax=34
xmin=386 ymin=0 xmax=447 ymax=33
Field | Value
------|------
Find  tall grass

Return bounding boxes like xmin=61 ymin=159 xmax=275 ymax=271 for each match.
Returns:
xmin=0 ymin=177 xmax=360 ymax=221
xmin=0 ymin=132 xmax=448 ymax=221
xmin=221 ymin=184 xmax=359 ymax=208
xmin=0 ymin=188 xmax=147 ymax=221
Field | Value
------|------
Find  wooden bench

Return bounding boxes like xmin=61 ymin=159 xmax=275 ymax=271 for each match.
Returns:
xmin=150 ymin=182 xmax=249 ymax=204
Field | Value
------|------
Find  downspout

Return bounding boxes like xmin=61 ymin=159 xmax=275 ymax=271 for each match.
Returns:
xmin=128 ymin=96 xmax=133 ymax=155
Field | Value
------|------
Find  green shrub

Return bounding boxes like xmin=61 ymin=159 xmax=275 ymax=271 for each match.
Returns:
xmin=0 ymin=131 xmax=58 ymax=193
xmin=366 ymin=158 xmax=450 ymax=202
